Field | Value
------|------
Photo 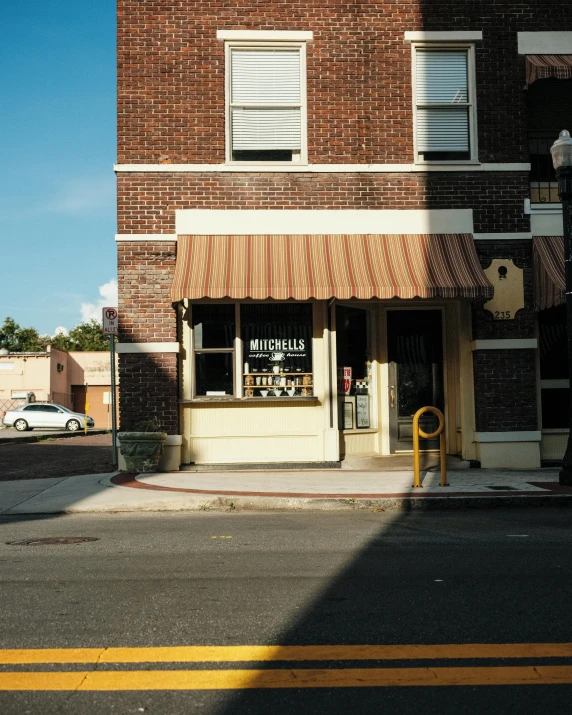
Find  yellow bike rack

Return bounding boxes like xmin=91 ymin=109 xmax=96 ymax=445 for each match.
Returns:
xmin=412 ymin=406 xmax=448 ymax=488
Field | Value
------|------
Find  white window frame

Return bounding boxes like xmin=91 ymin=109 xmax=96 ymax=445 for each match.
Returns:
xmin=411 ymin=42 xmax=479 ymax=165
xmin=187 ymin=302 xmax=316 ymax=400
xmin=224 ymin=41 xmax=308 ymax=165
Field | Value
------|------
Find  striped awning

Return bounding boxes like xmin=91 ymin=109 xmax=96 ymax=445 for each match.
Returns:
xmin=533 ymin=236 xmax=565 ymax=311
xmin=171 ymin=234 xmax=493 ymax=302
xmin=526 ymin=55 xmax=572 ymax=86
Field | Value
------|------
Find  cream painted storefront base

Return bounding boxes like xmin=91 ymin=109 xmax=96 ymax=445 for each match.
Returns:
xmin=476 ymin=442 xmax=541 ymax=469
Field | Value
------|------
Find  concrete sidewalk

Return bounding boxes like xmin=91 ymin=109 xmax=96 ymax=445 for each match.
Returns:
xmin=1 ymin=466 xmax=571 ymax=514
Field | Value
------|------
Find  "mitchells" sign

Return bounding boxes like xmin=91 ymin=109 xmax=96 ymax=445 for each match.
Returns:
xmin=249 ymin=339 xmax=305 ymax=352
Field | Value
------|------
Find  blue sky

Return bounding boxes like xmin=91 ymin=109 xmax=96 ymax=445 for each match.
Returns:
xmin=1 ymin=1 xmax=116 ymax=336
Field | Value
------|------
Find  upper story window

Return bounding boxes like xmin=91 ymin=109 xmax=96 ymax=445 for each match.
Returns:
xmin=226 ymin=42 xmax=307 ymax=164
xmin=413 ymin=45 xmax=477 ymax=163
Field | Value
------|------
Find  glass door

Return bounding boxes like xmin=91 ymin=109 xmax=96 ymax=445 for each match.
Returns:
xmin=387 ymin=309 xmax=444 ymax=452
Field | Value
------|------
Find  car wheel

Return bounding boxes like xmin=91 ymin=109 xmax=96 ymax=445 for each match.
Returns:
xmin=14 ymin=419 xmax=28 ymax=432
xmin=66 ymin=419 xmax=81 ymax=432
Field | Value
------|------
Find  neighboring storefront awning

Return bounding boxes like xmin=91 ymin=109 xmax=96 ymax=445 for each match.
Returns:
xmin=171 ymin=233 xmax=493 ymax=301
xmin=533 ymin=236 xmax=565 ymax=311
xmin=526 ymin=55 xmax=572 ymax=86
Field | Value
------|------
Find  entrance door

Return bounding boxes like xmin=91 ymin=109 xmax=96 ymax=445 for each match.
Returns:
xmin=387 ymin=309 xmax=444 ymax=452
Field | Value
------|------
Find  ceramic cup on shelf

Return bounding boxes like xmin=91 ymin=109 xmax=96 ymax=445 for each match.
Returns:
xmin=286 ymin=388 xmax=295 ymax=396
xmin=260 ymin=390 xmax=268 ymax=397
xmin=255 ymin=377 xmax=261 ymax=385
xmin=274 ymin=389 xmax=282 ymax=396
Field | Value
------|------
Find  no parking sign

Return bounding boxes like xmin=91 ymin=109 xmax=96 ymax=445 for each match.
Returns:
xmin=102 ymin=307 xmax=119 ymax=334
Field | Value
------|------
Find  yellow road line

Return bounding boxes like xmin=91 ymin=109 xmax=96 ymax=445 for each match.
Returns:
xmin=1 ymin=643 xmax=572 ymax=665
xmin=1 ymin=666 xmax=572 ymax=690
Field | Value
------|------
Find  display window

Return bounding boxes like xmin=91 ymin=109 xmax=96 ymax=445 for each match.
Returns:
xmin=335 ymin=305 xmax=374 ymax=429
xmin=189 ymin=303 xmax=314 ymax=399
xmin=539 ymin=305 xmax=569 ymax=429
xmin=242 ymin=304 xmax=313 ymax=397
xmin=192 ymin=305 xmax=235 ymax=396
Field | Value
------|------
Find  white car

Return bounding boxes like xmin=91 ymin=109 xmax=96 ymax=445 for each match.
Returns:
xmin=2 ymin=403 xmax=95 ymax=432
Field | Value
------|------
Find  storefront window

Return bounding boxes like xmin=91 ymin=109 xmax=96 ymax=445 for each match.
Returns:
xmin=241 ymin=304 xmax=313 ymax=397
xmin=539 ymin=305 xmax=569 ymax=429
xmin=336 ymin=305 xmax=373 ymax=429
xmin=192 ymin=305 xmax=235 ymax=396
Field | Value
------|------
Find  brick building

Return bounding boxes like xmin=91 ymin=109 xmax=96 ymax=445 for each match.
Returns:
xmin=115 ymin=2 xmax=572 ymax=470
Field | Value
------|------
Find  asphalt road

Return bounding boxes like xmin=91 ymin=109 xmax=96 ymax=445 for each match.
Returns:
xmin=0 ymin=509 xmax=571 ymax=713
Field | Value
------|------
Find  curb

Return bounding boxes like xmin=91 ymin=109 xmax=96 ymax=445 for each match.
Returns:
xmin=17 ymin=492 xmax=572 ymax=516
xmin=0 ymin=429 xmax=109 ymax=446
xmin=133 ymin=493 xmax=572 ymax=513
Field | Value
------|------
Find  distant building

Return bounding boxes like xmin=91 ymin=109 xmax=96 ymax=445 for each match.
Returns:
xmin=115 ymin=2 xmax=572 ymax=469
xmin=0 ymin=346 xmax=118 ymax=428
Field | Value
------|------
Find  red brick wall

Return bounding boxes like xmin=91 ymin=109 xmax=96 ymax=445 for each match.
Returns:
xmin=117 ymin=171 xmax=529 ymax=235
xmin=117 ymin=2 xmax=570 ymax=165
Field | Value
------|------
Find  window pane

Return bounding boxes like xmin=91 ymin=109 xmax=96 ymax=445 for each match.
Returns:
xmin=539 ymin=305 xmax=568 ymax=379
xmin=231 ymin=108 xmax=301 ymax=151
xmin=192 ymin=305 xmax=235 ymax=349
xmin=195 ymin=353 xmax=234 ymax=396
xmin=231 ymin=49 xmax=300 ymax=104
xmin=416 ymin=50 xmax=468 ymax=104
xmin=242 ymin=303 xmax=312 ymax=375
xmin=417 ymin=107 xmax=469 ymax=153
xmin=541 ymin=388 xmax=570 ymax=428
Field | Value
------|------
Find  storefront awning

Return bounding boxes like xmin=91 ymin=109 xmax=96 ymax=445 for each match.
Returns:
xmin=526 ymin=55 xmax=572 ymax=86
xmin=171 ymin=234 xmax=493 ymax=301
xmin=533 ymin=236 xmax=565 ymax=311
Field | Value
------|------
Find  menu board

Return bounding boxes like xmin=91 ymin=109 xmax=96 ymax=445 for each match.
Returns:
xmin=356 ymin=395 xmax=370 ymax=428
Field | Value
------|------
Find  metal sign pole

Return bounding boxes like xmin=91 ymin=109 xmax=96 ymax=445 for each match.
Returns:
xmin=110 ymin=334 xmax=118 ymax=468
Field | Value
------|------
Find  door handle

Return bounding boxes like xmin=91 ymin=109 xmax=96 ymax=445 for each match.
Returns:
xmin=390 ymin=386 xmax=395 ymax=408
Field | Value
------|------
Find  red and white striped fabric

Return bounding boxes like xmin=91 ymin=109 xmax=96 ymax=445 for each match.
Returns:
xmin=526 ymin=55 xmax=572 ymax=86
xmin=171 ymin=234 xmax=492 ymax=302
xmin=533 ymin=236 xmax=565 ymax=311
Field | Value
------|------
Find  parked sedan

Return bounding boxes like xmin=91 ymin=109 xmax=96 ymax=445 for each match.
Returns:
xmin=1 ymin=404 xmax=94 ymax=432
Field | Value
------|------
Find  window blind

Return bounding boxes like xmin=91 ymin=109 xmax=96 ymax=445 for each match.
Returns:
xmin=416 ymin=50 xmax=470 ymax=153
xmin=417 ymin=107 xmax=469 ymax=152
xmin=231 ymin=48 xmax=302 ymax=151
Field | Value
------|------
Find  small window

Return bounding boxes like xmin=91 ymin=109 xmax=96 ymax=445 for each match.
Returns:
xmin=192 ymin=305 xmax=235 ymax=396
xmin=227 ymin=44 xmax=306 ymax=163
xmin=413 ymin=46 xmax=476 ymax=162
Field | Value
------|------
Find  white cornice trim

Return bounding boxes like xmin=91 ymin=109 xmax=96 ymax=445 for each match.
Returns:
xmin=473 ymin=233 xmax=532 ymax=240
xmin=114 ymin=162 xmax=530 ymax=174
xmin=217 ymin=30 xmax=313 ymax=41
xmin=175 ymin=208 xmax=473 ymax=235
xmin=517 ymin=32 xmax=572 ymax=55
xmin=115 ymin=234 xmax=177 ymax=242
xmin=474 ymin=431 xmax=541 ymax=443
xmin=471 ymin=339 xmax=537 ymax=351
xmin=405 ymin=31 xmax=483 ymax=42
xmin=116 ymin=342 xmax=180 ymax=354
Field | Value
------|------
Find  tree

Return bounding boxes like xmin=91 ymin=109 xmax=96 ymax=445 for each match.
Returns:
xmin=0 ymin=317 xmax=43 ymax=352
xmin=66 ymin=319 xmax=109 ymax=351
xmin=0 ymin=317 xmax=109 ymax=352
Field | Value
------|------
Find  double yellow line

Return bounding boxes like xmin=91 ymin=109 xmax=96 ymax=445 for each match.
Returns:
xmin=1 ymin=643 xmax=572 ymax=690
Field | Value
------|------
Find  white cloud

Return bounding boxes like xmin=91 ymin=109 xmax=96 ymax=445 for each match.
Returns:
xmin=80 ymin=279 xmax=118 ymax=322
xmin=44 ymin=176 xmax=116 ymax=216
xmin=54 ymin=326 xmax=69 ymax=336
